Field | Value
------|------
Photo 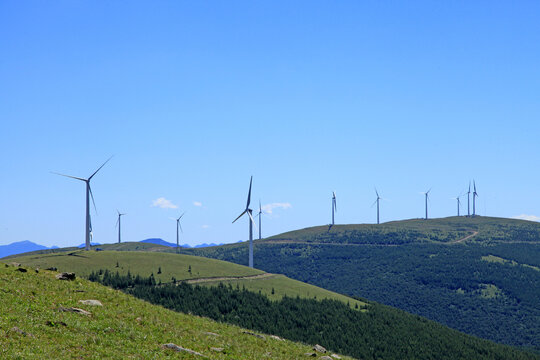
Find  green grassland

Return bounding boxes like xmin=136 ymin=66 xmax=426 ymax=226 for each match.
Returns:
xmin=0 ymin=263 xmax=352 ymax=359
xmin=8 ymin=250 xmax=366 ymax=308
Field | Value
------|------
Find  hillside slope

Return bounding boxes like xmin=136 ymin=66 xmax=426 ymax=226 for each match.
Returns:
xmin=0 ymin=263 xmax=351 ymax=359
xmin=186 ymin=216 xmax=540 ymax=352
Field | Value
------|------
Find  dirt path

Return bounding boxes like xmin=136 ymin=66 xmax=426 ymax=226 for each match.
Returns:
xmin=450 ymin=231 xmax=479 ymax=244
xmin=185 ymin=273 xmax=276 ymax=284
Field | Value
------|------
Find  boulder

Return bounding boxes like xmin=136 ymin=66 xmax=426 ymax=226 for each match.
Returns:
xmin=304 ymin=353 xmax=317 ymax=357
xmin=210 ymin=347 xmax=224 ymax=352
xmin=242 ymin=331 xmax=265 ymax=339
xmin=269 ymin=335 xmax=284 ymax=341
xmin=56 ymin=272 xmax=76 ymax=280
xmin=78 ymin=299 xmax=102 ymax=306
xmin=162 ymin=343 xmax=206 ymax=357
xmin=15 ymin=267 xmax=27 ymax=272
xmin=57 ymin=306 xmax=91 ymax=316
xmin=331 ymin=355 xmax=342 ymax=359
xmin=313 ymin=344 xmax=327 ymax=353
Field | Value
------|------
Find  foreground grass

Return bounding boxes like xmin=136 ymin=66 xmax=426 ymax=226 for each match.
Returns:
xmin=0 ymin=263 xmax=351 ymax=359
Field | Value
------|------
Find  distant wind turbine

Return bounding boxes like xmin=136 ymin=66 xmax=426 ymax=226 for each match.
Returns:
xmin=53 ymin=156 xmax=113 ymax=251
xmin=372 ymin=188 xmax=381 ymax=224
xmin=424 ymin=188 xmax=431 ymax=220
xmin=467 ymin=181 xmax=471 ymax=217
xmin=254 ymin=200 xmax=264 ymax=240
xmin=454 ymin=196 xmax=461 ymax=217
xmin=233 ymin=176 xmax=255 ymax=268
xmin=331 ymin=192 xmax=337 ymax=226
xmin=473 ymin=180 xmax=479 ymax=216
xmin=176 ymin=212 xmax=185 ymax=253
xmin=116 ymin=210 xmax=126 ymax=243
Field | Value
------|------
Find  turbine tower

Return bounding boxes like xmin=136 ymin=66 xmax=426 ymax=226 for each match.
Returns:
xmin=424 ymin=188 xmax=431 ymax=220
xmin=116 ymin=210 xmax=126 ymax=243
xmin=473 ymin=180 xmax=478 ymax=216
xmin=233 ymin=176 xmax=255 ymax=268
xmin=176 ymin=212 xmax=185 ymax=253
xmin=372 ymin=188 xmax=381 ymax=224
xmin=331 ymin=192 xmax=337 ymax=225
xmin=53 ymin=156 xmax=113 ymax=251
xmin=467 ymin=181 xmax=471 ymax=217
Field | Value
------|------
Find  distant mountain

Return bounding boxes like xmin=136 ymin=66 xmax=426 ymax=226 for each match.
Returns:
xmin=0 ymin=240 xmax=50 ymax=258
xmin=139 ymin=238 xmax=223 ymax=248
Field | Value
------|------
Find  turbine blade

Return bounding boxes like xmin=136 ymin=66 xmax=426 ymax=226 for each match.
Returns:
xmin=179 ymin=212 xmax=185 ymax=220
xmin=371 ymin=199 xmax=378 ymax=207
xmin=89 ymin=185 xmax=97 ymax=215
xmin=51 ymin=172 xmax=87 ymax=182
xmin=247 ymin=210 xmax=256 ymax=226
xmin=179 ymin=222 xmax=183 ymax=233
xmin=246 ymin=176 xmax=253 ymax=209
xmin=375 ymin=187 xmax=379 ymax=198
xmin=115 ymin=217 xmax=119 ymax=228
xmin=88 ymin=155 xmax=114 ymax=180
xmin=232 ymin=209 xmax=247 ymax=224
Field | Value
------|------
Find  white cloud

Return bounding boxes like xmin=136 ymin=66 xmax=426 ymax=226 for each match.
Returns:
xmin=151 ymin=197 xmax=178 ymax=209
xmin=193 ymin=201 xmax=203 ymax=207
xmin=261 ymin=202 xmax=292 ymax=214
xmin=512 ymin=214 xmax=540 ymax=222
xmin=202 ymin=224 xmax=210 ymax=229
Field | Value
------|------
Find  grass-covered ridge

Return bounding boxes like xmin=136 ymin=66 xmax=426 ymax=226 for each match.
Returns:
xmin=8 ymin=250 xmax=366 ymax=307
xmin=0 ymin=263 xmax=351 ymax=359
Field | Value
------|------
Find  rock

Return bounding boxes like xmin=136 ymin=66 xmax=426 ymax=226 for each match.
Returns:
xmin=10 ymin=327 xmax=34 ymax=337
xmin=135 ymin=317 xmax=143 ymax=324
xmin=45 ymin=267 xmax=57 ymax=271
xmin=210 ymin=347 xmax=224 ymax=352
xmin=304 ymin=353 xmax=317 ymax=357
xmin=320 ymin=357 xmax=333 ymax=360
xmin=16 ymin=267 xmax=27 ymax=272
xmin=269 ymin=335 xmax=284 ymax=341
xmin=331 ymin=354 xmax=342 ymax=359
xmin=162 ymin=343 xmax=206 ymax=357
xmin=56 ymin=272 xmax=76 ymax=280
xmin=204 ymin=331 xmax=219 ymax=336
xmin=35 ymin=268 xmax=39 ymax=273
xmin=79 ymin=299 xmax=103 ymax=306
xmin=313 ymin=344 xmax=327 ymax=353
xmin=242 ymin=331 xmax=265 ymax=339
xmin=57 ymin=306 xmax=91 ymax=316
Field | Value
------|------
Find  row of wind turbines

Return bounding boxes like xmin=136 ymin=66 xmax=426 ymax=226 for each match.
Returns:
xmin=53 ymin=157 xmax=480 ymax=269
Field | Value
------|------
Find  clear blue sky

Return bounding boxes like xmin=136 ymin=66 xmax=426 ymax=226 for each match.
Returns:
xmin=1 ymin=1 xmax=539 ymax=248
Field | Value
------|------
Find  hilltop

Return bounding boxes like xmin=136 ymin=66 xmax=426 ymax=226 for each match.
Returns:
xmin=0 ymin=262 xmax=353 ymax=359
xmin=186 ymin=216 xmax=540 ymax=353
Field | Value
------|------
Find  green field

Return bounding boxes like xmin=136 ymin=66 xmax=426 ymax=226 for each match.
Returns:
xmin=0 ymin=263 xmax=352 ymax=359
xmin=9 ymin=250 xmax=366 ymax=308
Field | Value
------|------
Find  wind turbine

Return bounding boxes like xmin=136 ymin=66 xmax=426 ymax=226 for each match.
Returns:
xmin=372 ymin=188 xmax=381 ymax=224
xmin=423 ymin=188 xmax=431 ymax=220
xmin=233 ymin=176 xmax=255 ymax=268
xmin=331 ymin=192 xmax=337 ymax=226
xmin=53 ymin=156 xmax=113 ymax=251
xmin=454 ymin=196 xmax=461 ymax=217
xmin=473 ymin=180 xmax=478 ymax=216
xmin=467 ymin=181 xmax=471 ymax=217
xmin=116 ymin=210 xmax=126 ymax=243
xmin=254 ymin=200 xmax=264 ymax=240
xmin=176 ymin=212 xmax=185 ymax=253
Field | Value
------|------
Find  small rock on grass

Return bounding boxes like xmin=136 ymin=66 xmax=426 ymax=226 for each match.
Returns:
xmin=10 ymin=327 xmax=34 ymax=337
xmin=57 ymin=306 xmax=91 ymax=316
xmin=320 ymin=357 xmax=333 ymax=360
xmin=313 ymin=344 xmax=327 ymax=353
xmin=210 ymin=347 xmax=224 ymax=352
xmin=16 ymin=267 xmax=27 ymax=272
xmin=56 ymin=272 xmax=76 ymax=280
xmin=304 ymin=353 xmax=317 ymax=357
xmin=162 ymin=343 xmax=206 ymax=357
xmin=269 ymin=335 xmax=284 ymax=341
xmin=242 ymin=331 xmax=265 ymax=339
xmin=204 ymin=331 xmax=219 ymax=336
xmin=331 ymin=354 xmax=342 ymax=359
xmin=78 ymin=299 xmax=102 ymax=306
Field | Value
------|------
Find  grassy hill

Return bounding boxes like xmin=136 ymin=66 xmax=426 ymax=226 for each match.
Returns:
xmin=0 ymin=262 xmax=353 ymax=359
xmin=186 ymin=216 xmax=540 ymax=353
xmin=7 ymin=250 xmax=366 ymax=307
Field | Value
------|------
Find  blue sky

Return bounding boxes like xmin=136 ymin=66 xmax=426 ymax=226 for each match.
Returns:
xmin=1 ymin=1 xmax=539 ymax=248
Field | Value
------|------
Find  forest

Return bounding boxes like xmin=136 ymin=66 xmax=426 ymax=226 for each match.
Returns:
xmin=87 ymin=270 xmax=538 ymax=360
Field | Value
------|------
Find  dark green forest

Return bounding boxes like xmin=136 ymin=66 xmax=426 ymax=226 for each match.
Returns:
xmin=188 ymin=242 xmax=540 ymax=353
xmin=88 ymin=270 xmax=538 ymax=360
